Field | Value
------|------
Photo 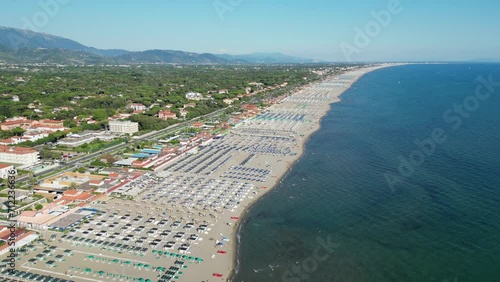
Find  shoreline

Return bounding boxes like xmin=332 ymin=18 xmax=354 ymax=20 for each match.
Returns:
xmin=227 ymin=64 xmax=401 ymax=282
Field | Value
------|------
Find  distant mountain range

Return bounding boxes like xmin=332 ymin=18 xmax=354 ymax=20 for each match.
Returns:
xmin=0 ymin=27 xmax=319 ymax=64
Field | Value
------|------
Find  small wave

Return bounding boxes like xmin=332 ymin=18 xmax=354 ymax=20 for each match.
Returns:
xmin=253 ymin=269 xmax=264 ymax=273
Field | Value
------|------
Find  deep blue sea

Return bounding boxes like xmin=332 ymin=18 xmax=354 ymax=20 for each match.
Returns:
xmin=233 ymin=64 xmax=500 ymax=282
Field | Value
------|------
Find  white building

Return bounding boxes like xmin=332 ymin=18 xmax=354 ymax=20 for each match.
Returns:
xmin=0 ymin=137 xmax=22 ymax=146
xmin=109 ymin=120 xmax=139 ymax=135
xmin=223 ymin=98 xmax=234 ymax=105
xmin=127 ymin=103 xmax=146 ymax=112
xmin=0 ymin=145 xmax=39 ymax=167
xmin=22 ymin=132 xmax=50 ymax=142
xmin=185 ymin=92 xmax=203 ymax=100
xmin=0 ymin=163 xmax=16 ymax=179
xmin=179 ymin=109 xmax=188 ymax=118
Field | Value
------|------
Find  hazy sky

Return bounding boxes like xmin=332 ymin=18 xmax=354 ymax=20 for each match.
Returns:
xmin=1 ymin=0 xmax=500 ymax=61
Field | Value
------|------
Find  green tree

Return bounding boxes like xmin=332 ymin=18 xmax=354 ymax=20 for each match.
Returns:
xmin=40 ymin=149 xmax=62 ymax=159
xmin=92 ymin=109 xmax=108 ymax=121
xmin=11 ymin=127 xmax=25 ymax=136
xmin=34 ymin=204 xmax=43 ymax=210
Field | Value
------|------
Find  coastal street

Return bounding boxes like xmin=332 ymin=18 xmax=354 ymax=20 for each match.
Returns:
xmin=133 ymin=108 xmax=227 ymax=141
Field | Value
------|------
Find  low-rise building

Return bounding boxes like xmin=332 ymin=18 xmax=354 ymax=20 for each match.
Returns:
xmin=28 ymin=123 xmax=66 ymax=133
xmin=38 ymin=119 xmax=64 ymax=128
xmin=0 ymin=145 xmax=39 ymax=166
xmin=0 ymin=137 xmax=22 ymax=145
xmin=127 ymin=103 xmax=146 ymax=112
xmin=108 ymin=113 xmax=132 ymax=121
xmin=109 ymin=120 xmax=139 ymax=135
xmin=0 ymin=163 xmax=16 ymax=179
xmin=61 ymin=190 xmax=95 ymax=202
xmin=158 ymin=110 xmax=177 ymax=120
xmin=22 ymin=131 xmax=50 ymax=142
xmin=191 ymin=122 xmax=204 ymax=128
xmin=179 ymin=109 xmax=188 ymax=118
xmin=0 ymin=117 xmax=31 ymax=131
xmin=57 ymin=131 xmax=115 ymax=147
xmin=183 ymin=102 xmax=196 ymax=108
xmin=36 ymin=172 xmax=106 ymax=193
xmin=0 ymin=228 xmax=38 ymax=255
xmin=185 ymin=92 xmax=203 ymax=100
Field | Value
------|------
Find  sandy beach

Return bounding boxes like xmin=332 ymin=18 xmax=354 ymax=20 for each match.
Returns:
xmin=4 ymin=65 xmax=396 ymax=282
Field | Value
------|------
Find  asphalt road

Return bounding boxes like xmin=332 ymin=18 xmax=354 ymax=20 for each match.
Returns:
xmin=19 ymin=108 xmax=228 ymax=184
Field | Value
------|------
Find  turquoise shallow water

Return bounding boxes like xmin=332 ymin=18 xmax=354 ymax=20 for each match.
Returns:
xmin=233 ymin=64 xmax=500 ymax=282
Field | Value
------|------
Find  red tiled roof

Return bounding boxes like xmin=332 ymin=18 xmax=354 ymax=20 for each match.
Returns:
xmin=61 ymin=190 xmax=93 ymax=201
xmin=0 ymin=163 xmax=13 ymax=169
xmin=41 ymin=119 xmax=63 ymax=124
xmin=0 ymin=138 xmax=15 ymax=144
xmin=20 ymin=211 xmax=37 ymax=217
xmin=63 ymin=190 xmax=79 ymax=196
xmin=0 ymin=228 xmax=26 ymax=241
xmin=0 ymin=145 xmax=37 ymax=154
xmin=0 ymin=119 xmax=29 ymax=126
xmin=31 ymin=124 xmax=65 ymax=129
